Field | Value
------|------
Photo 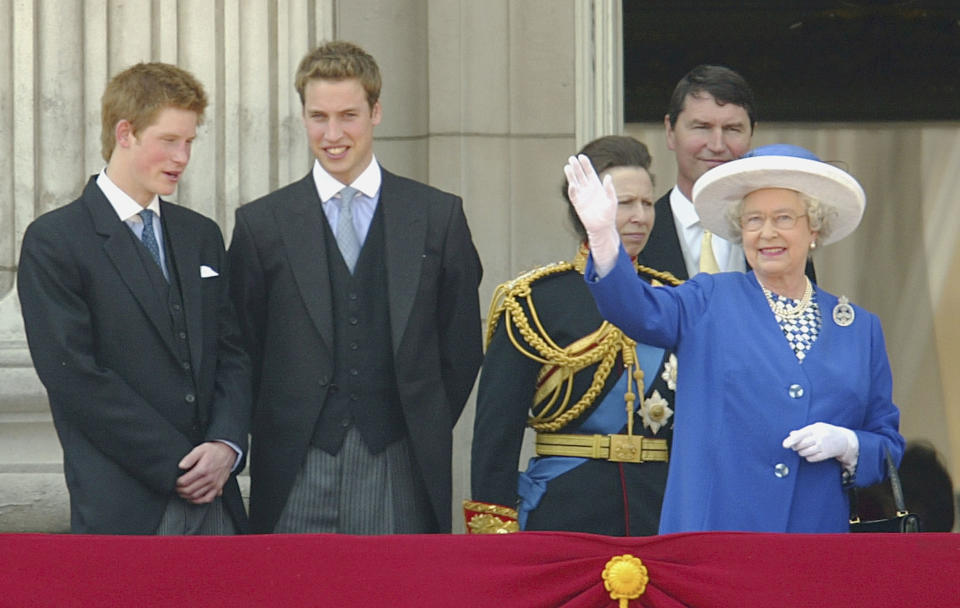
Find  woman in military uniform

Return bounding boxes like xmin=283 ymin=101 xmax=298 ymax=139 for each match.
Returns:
xmin=466 ymin=136 xmax=681 ymax=535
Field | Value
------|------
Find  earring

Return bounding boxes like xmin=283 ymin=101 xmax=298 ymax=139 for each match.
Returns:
xmin=810 ymin=242 xmax=817 ymax=250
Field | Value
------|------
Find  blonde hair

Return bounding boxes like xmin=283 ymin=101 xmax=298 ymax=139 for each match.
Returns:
xmin=295 ymin=41 xmax=381 ymax=108
xmin=100 ymin=62 xmax=207 ymax=161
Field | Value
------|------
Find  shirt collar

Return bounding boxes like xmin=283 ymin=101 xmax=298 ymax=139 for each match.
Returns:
xmin=312 ymin=155 xmax=382 ymax=203
xmin=669 ymin=185 xmax=701 ymax=230
xmin=96 ymin=169 xmax=161 ymax=222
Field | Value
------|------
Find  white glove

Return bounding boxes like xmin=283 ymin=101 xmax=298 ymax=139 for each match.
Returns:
xmin=563 ymin=154 xmax=620 ymax=276
xmin=782 ymin=422 xmax=859 ymax=470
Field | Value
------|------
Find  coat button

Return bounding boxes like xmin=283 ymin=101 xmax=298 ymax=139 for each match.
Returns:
xmin=318 ymin=376 xmax=330 ymax=387
xmin=340 ymin=418 xmax=350 ymax=428
xmin=184 ymin=393 xmax=196 ymax=404
xmin=788 ymin=384 xmax=804 ymax=399
xmin=774 ymin=463 xmax=790 ymax=478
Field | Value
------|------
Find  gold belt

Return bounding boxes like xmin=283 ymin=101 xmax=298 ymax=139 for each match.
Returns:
xmin=535 ymin=433 xmax=668 ymax=463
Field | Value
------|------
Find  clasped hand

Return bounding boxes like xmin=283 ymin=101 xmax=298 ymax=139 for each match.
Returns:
xmin=176 ymin=441 xmax=235 ymax=504
xmin=782 ymin=422 xmax=859 ymax=469
xmin=563 ymin=155 xmax=620 ymax=275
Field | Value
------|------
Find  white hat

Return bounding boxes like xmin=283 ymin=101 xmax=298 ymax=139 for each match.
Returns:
xmin=692 ymin=144 xmax=866 ymax=246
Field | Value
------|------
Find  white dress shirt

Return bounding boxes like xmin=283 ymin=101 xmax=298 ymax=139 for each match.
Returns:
xmin=669 ymin=186 xmax=746 ymax=277
xmin=313 ymin=156 xmax=383 ymax=246
xmin=97 ymin=170 xmax=168 ymax=277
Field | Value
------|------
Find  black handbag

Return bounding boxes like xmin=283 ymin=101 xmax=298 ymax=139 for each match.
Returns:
xmin=849 ymin=447 xmax=920 ymax=533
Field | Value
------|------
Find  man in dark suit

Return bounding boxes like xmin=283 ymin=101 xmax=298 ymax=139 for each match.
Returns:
xmin=18 ymin=63 xmax=251 ymax=535
xmin=229 ymin=41 xmax=483 ymax=534
xmin=639 ymin=65 xmax=757 ymax=279
xmin=639 ymin=65 xmax=816 ymax=282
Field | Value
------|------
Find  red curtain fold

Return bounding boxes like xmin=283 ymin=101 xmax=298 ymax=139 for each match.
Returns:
xmin=1 ymin=531 xmax=957 ymax=607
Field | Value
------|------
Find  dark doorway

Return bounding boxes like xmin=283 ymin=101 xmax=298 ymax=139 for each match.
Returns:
xmin=624 ymin=1 xmax=960 ymax=122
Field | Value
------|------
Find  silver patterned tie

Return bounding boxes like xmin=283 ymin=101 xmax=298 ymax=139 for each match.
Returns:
xmin=335 ymin=187 xmax=361 ymax=273
xmin=139 ymin=209 xmax=166 ymax=279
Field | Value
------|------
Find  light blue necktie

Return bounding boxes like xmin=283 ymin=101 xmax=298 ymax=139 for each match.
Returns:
xmin=139 ymin=209 xmax=166 ymax=280
xmin=335 ymin=187 xmax=361 ymax=273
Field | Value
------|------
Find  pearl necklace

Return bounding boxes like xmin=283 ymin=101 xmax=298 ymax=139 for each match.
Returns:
xmin=761 ymin=277 xmax=813 ymax=320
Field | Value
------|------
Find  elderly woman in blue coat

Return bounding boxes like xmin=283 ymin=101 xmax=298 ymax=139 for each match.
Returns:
xmin=563 ymin=144 xmax=904 ymax=533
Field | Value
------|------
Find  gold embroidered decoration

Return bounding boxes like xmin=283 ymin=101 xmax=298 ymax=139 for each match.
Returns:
xmin=534 ymin=434 xmax=667 ymax=462
xmin=602 ymin=554 xmax=649 ymax=607
xmin=466 ymin=514 xmax=519 ymax=534
xmin=462 ymin=500 xmax=519 ymax=534
xmin=462 ymin=500 xmax=518 ymax=520
xmin=484 ymin=244 xmax=681 ymax=433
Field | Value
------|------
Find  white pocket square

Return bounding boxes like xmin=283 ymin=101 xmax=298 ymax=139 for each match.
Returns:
xmin=200 ymin=265 xmax=219 ymax=278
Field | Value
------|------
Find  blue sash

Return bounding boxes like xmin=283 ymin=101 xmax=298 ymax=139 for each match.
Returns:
xmin=517 ymin=342 xmax=664 ymax=529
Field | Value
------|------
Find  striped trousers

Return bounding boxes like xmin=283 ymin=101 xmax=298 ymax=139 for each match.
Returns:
xmin=155 ymin=495 xmax=236 ymax=535
xmin=274 ymin=427 xmax=433 ymax=534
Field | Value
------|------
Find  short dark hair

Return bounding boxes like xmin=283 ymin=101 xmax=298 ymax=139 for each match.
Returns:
xmin=562 ymin=136 xmax=652 ymax=241
xmin=666 ymin=64 xmax=757 ymax=130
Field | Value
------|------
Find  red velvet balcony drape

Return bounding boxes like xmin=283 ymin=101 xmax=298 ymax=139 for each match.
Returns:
xmin=2 ymin=531 xmax=957 ymax=607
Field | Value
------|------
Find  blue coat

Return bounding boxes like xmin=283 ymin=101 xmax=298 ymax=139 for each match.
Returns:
xmin=587 ymin=248 xmax=904 ymax=533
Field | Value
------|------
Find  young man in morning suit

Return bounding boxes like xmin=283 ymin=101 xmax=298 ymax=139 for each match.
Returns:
xmin=18 ymin=63 xmax=251 ymax=534
xmin=638 ymin=65 xmax=816 ymax=281
xmin=228 ymin=41 xmax=483 ymax=534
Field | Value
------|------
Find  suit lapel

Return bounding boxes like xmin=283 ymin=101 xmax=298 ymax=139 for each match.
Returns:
xmin=279 ymin=174 xmax=335 ymax=350
xmin=639 ymin=191 xmax=689 ymax=280
xmin=162 ymin=201 xmax=203 ymax=382
xmin=381 ymin=169 xmax=426 ymax=353
xmin=86 ymin=180 xmax=178 ymax=357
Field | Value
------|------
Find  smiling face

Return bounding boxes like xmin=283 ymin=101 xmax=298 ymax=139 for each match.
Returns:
xmin=302 ymin=77 xmax=382 ymax=185
xmin=665 ymin=92 xmax=752 ymax=200
xmin=109 ymin=106 xmax=198 ymax=207
xmin=740 ymin=188 xmax=818 ymax=288
xmin=605 ymin=166 xmax=655 ymax=258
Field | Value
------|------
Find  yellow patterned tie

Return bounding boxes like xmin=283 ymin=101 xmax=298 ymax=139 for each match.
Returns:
xmin=699 ymin=229 xmax=720 ymax=274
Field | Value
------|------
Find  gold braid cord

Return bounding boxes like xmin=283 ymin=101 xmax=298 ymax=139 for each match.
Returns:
xmin=485 ymin=244 xmax=681 ymax=433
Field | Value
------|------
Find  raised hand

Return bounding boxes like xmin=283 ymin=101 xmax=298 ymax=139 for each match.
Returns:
xmin=563 ymin=154 xmax=620 ymax=276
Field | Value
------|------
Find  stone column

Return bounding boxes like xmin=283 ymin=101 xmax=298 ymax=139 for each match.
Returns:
xmin=0 ymin=0 xmax=334 ymax=532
